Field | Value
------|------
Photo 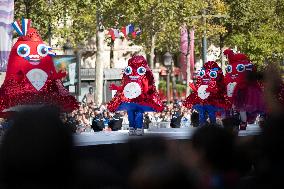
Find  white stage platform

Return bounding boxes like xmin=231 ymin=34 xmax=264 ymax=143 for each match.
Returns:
xmin=74 ymin=124 xmax=262 ymax=146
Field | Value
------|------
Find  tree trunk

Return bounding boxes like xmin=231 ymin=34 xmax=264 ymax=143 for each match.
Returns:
xmin=149 ymin=33 xmax=156 ymax=69
xmin=220 ymin=34 xmax=225 ymax=72
xmin=94 ymin=29 xmax=105 ymax=105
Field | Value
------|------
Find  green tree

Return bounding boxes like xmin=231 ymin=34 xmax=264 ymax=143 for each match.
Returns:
xmin=14 ymin=0 xmax=119 ymax=47
xmin=224 ymin=0 xmax=284 ymax=67
xmin=108 ymin=0 xmax=178 ymax=68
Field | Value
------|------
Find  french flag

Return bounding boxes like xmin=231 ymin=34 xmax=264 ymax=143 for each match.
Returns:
xmin=113 ymin=29 xmax=120 ymax=38
xmin=126 ymin=24 xmax=135 ymax=35
xmin=132 ymin=27 xmax=142 ymax=39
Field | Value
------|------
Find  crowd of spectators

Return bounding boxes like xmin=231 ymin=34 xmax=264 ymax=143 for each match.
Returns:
xmin=60 ymin=98 xmax=196 ymax=134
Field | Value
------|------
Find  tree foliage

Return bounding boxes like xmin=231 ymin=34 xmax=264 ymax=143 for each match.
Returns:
xmin=14 ymin=0 xmax=284 ymax=67
xmin=224 ymin=0 xmax=284 ymax=67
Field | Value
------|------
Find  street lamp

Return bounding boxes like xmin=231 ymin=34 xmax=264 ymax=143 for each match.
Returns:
xmin=163 ymin=52 xmax=173 ymax=104
xmin=63 ymin=39 xmax=74 ymax=55
xmin=48 ymin=0 xmax=52 ymax=46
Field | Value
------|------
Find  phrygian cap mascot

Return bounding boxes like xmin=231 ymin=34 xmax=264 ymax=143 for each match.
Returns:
xmin=183 ymin=61 xmax=229 ymax=126
xmin=223 ymin=49 xmax=265 ymax=130
xmin=0 ymin=18 xmax=79 ymax=115
xmin=107 ymin=56 xmax=164 ymax=136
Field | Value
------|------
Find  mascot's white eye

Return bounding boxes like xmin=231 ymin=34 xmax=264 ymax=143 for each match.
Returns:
xmin=124 ymin=66 xmax=132 ymax=75
xmin=209 ymin=71 xmax=218 ymax=78
xmin=17 ymin=44 xmax=30 ymax=57
xmin=236 ymin=64 xmax=245 ymax=72
xmin=226 ymin=65 xmax=232 ymax=73
xmin=199 ymin=70 xmax=205 ymax=77
xmin=37 ymin=44 xmax=48 ymax=57
xmin=137 ymin=66 xmax=146 ymax=75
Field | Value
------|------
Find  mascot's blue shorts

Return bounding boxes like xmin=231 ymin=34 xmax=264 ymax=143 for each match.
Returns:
xmin=117 ymin=103 xmax=154 ymax=129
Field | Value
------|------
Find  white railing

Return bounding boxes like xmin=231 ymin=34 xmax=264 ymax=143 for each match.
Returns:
xmin=149 ymin=122 xmax=171 ymax=129
xmin=121 ymin=122 xmax=172 ymax=130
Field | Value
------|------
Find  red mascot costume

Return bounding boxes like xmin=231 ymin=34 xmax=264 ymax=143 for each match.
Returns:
xmin=107 ymin=55 xmax=164 ymax=135
xmin=183 ymin=61 xmax=228 ymax=126
xmin=0 ymin=18 xmax=79 ymax=115
xmin=223 ymin=49 xmax=265 ymax=130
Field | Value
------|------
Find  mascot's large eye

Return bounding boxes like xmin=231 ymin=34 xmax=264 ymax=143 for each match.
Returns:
xmin=137 ymin=66 xmax=146 ymax=75
xmin=236 ymin=64 xmax=245 ymax=72
xmin=37 ymin=44 xmax=48 ymax=57
xmin=124 ymin=66 xmax=132 ymax=75
xmin=209 ymin=71 xmax=218 ymax=78
xmin=199 ymin=70 xmax=205 ymax=77
xmin=226 ymin=65 xmax=232 ymax=73
xmin=17 ymin=44 xmax=30 ymax=57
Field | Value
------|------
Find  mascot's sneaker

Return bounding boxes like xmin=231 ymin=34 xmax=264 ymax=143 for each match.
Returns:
xmin=258 ymin=115 xmax=266 ymax=129
xmin=135 ymin=128 xmax=144 ymax=136
xmin=239 ymin=122 xmax=247 ymax=130
xmin=129 ymin=127 xmax=135 ymax=136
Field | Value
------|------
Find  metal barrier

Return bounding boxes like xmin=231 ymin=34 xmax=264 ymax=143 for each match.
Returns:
xmin=121 ymin=124 xmax=129 ymax=130
xmin=121 ymin=122 xmax=172 ymax=130
xmin=149 ymin=122 xmax=171 ymax=129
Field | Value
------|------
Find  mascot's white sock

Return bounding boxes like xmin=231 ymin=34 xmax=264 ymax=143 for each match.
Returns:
xmin=240 ymin=111 xmax=247 ymax=123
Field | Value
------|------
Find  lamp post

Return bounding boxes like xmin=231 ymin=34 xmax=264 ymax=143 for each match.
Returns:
xmin=163 ymin=52 xmax=173 ymax=104
xmin=63 ymin=39 xmax=74 ymax=55
xmin=192 ymin=9 xmax=228 ymax=65
xmin=48 ymin=0 xmax=52 ymax=46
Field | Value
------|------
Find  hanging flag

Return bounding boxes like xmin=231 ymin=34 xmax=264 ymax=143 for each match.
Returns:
xmin=0 ymin=0 xmax=14 ymax=72
xmin=135 ymin=26 xmax=142 ymax=36
xmin=127 ymin=24 xmax=135 ymax=34
xmin=121 ymin=26 xmax=127 ymax=38
xmin=108 ymin=28 xmax=115 ymax=40
xmin=113 ymin=29 xmax=120 ymax=38
xmin=131 ymin=32 xmax=136 ymax=39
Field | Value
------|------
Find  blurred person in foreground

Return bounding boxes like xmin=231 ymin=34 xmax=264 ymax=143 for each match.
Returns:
xmin=252 ymin=62 xmax=284 ymax=189
xmin=190 ymin=125 xmax=239 ymax=189
xmin=126 ymin=136 xmax=197 ymax=189
xmin=0 ymin=105 xmax=75 ymax=189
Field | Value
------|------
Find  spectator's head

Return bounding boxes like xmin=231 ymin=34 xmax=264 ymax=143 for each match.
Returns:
xmin=191 ymin=125 xmax=235 ymax=172
xmin=222 ymin=116 xmax=240 ymax=136
xmin=88 ymin=87 xmax=93 ymax=94
xmin=190 ymin=111 xmax=199 ymax=127
xmin=127 ymin=136 xmax=196 ymax=189
xmin=94 ymin=108 xmax=101 ymax=115
xmin=255 ymin=113 xmax=284 ymax=188
xmin=128 ymin=157 xmax=196 ymax=189
xmin=0 ymin=105 xmax=75 ymax=189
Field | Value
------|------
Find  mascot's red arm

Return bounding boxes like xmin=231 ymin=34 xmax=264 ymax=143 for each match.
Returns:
xmin=189 ymin=82 xmax=197 ymax=92
xmin=142 ymin=77 xmax=149 ymax=93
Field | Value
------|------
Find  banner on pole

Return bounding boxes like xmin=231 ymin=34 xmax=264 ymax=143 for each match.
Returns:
xmin=180 ymin=24 xmax=189 ymax=81
xmin=189 ymin=28 xmax=195 ymax=79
